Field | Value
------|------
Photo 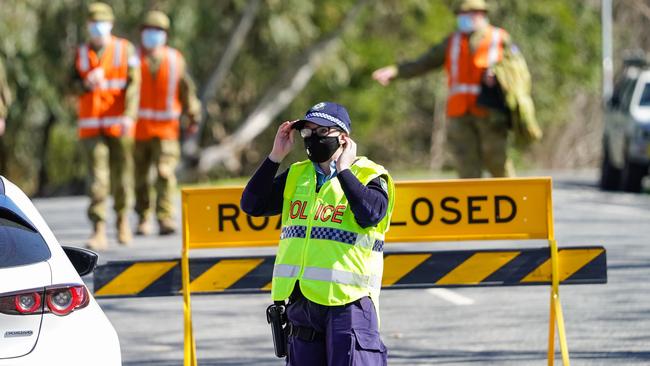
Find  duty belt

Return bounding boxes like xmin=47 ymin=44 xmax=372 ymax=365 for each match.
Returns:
xmin=288 ymin=323 xmax=325 ymax=342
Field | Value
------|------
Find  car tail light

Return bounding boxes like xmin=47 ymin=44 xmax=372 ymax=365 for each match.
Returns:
xmin=45 ymin=286 xmax=88 ymax=316
xmin=0 ymin=285 xmax=89 ymax=316
xmin=14 ymin=292 xmax=42 ymax=314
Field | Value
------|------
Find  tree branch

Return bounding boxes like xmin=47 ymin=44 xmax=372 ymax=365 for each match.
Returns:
xmin=197 ymin=0 xmax=369 ymax=173
xmin=185 ymin=0 xmax=262 ymax=157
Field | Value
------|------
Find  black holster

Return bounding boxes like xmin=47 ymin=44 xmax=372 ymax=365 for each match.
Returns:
xmin=266 ymin=301 xmax=288 ymax=358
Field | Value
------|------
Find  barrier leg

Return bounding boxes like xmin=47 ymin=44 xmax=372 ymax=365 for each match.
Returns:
xmin=182 ymin=252 xmax=197 ymax=366
xmin=182 ymin=201 xmax=198 ymax=366
xmin=548 ymin=240 xmax=570 ymax=365
xmin=547 ymin=289 xmax=556 ymax=365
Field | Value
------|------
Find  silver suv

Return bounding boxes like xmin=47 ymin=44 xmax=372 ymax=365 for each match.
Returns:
xmin=600 ymin=60 xmax=650 ymax=192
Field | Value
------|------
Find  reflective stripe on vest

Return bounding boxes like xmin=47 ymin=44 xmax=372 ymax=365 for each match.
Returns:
xmin=79 ymin=45 xmax=90 ymax=72
xmin=97 ymin=79 xmax=127 ymax=91
xmin=272 ymin=264 xmax=382 ymax=290
xmin=137 ymin=109 xmax=181 ymax=120
xmin=113 ymin=40 xmax=122 ymax=67
xmin=78 ymin=116 xmax=123 ymax=128
xmin=165 ymin=47 xmax=179 ymax=116
xmin=488 ymin=29 xmax=502 ymax=67
xmin=273 ymin=264 xmax=301 ymax=278
xmin=449 ymin=33 xmax=461 ymax=84
xmin=449 ymin=83 xmax=481 ymax=96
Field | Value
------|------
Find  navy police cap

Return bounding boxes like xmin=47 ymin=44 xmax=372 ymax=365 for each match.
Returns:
xmin=295 ymin=102 xmax=351 ymax=133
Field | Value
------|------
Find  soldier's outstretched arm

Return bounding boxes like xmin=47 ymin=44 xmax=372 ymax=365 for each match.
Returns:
xmin=396 ymin=37 xmax=449 ymax=79
xmin=373 ymin=37 xmax=449 ymax=86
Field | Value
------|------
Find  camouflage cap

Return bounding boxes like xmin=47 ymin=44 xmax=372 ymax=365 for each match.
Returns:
xmin=142 ymin=10 xmax=170 ymax=30
xmin=455 ymin=0 xmax=489 ymax=13
xmin=88 ymin=2 xmax=114 ymax=22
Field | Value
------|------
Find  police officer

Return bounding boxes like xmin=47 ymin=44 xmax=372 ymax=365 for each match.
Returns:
xmin=73 ymin=2 xmax=140 ymax=250
xmin=373 ymin=0 xmax=520 ymax=178
xmin=134 ymin=11 xmax=201 ymax=236
xmin=241 ymin=102 xmax=394 ymax=365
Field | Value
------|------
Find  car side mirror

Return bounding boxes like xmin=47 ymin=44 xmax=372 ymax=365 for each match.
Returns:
xmin=62 ymin=246 xmax=98 ymax=277
xmin=609 ymin=94 xmax=621 ymax=109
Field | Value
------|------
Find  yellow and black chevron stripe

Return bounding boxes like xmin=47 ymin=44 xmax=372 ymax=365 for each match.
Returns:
xmin=93 ymin=246 xmax=606 ymax=298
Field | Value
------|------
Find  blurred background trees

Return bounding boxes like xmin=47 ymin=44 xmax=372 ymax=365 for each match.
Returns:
xmin=0 ymin=0 xmax=648 ymax=195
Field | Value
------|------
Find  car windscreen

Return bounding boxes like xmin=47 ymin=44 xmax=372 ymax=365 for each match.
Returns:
xmin=640 ymin=83 xmax=650 ymax=107
xmin=0 ymin=211 xmax=51 ymax=268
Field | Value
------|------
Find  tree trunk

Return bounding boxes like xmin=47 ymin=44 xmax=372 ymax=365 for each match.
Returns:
xmin=197 ymin=0 xmax=369 ymax=173
xmin=185 ymin=0 xmax=263 ymax=158
xmin=36 ymin=111 xmax=56 ymax=196
xmin=429 ymin=89 xmax=447 ymax=170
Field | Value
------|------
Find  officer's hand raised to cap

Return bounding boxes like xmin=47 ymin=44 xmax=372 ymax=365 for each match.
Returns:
xmin=336 ymin=135 xmax=356 ymax=171
xmin=269 ymin=120 xmax=296 ymax=163
xmin=372 ymin=65 xmax=397 ymax=86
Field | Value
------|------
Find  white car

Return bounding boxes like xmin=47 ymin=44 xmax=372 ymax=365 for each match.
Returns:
xmin=0 ymin=176 xmax=121 ymax=365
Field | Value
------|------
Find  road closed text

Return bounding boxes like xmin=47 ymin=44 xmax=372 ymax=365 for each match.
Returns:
xmin=395 ymin=195 xmax=517 ymax=227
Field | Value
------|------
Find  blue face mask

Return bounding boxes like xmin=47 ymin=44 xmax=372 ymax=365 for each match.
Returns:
xmin=87 ymin=21 xmax=113 ymax=39
xmin=457 ymin=14 xmax=475 ymax=33
xmin=141 ymin=29 xmax=167 ymax=49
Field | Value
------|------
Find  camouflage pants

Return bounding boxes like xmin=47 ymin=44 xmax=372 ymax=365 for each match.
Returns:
xmin=82 ymin=135 xmax=134 ymax=223
xmin=446 ymin=112 xmax=515 ymax=178
xmin=134 ymin=138 xmax=179 ymax=221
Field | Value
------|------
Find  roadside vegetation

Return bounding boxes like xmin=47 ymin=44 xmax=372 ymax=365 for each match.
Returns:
xmin=0 ymin=0 xmax=648 ymax=195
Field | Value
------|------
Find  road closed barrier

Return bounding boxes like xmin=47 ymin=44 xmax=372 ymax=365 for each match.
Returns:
xmin=180 ymin=178 xmax=552 ymax=248
xmin=93 ymin=177 xmax=607 ymax=366
xmin=94 ymin=247 xmax=606 ymax=297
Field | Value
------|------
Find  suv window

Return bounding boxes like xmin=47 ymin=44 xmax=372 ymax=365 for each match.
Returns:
xmin=0 ymin=212 xmax=51 ymax=268
xmin=640 ymin=83 xmax=650 ymax=107
xmin=619 ymin=78 xmax=637 ymax=111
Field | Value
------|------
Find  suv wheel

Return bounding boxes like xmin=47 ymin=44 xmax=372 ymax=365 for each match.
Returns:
xmin=600 ymin=143 xmax=621 ymax=191
xmin=621 ymin=158 xmax=647 ymax=193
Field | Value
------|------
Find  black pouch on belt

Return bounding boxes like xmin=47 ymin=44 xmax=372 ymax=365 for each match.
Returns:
xmin=266 ymin=301 xmax=288 ymax=358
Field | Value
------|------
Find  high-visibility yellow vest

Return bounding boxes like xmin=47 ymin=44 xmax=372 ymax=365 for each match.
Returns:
xmin=271 ymin=157 xmax=395 ymax=307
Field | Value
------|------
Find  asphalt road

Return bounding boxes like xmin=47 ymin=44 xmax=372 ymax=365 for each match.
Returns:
xmin=34 ymin=171 xmax=650 ymax=365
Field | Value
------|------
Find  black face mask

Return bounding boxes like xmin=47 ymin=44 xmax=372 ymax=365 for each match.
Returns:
xmin=304 ymin=135 xmax=340 ymax=163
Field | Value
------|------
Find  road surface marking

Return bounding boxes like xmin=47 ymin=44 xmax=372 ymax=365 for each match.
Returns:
xmin=427 ymin=288 xmax=475 ymax=305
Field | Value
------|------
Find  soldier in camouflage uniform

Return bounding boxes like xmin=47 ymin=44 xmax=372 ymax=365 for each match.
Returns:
xmin=373 ymin=0 xmax=530 ymax=178
xmin=73 ymin=2 xmax=141 ymax=250
xmin=134 ymin=11 xmax=201 ymax=235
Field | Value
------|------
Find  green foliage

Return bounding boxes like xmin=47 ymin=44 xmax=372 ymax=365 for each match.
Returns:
xmin=0 ymin=0 xmax=615 ymax=194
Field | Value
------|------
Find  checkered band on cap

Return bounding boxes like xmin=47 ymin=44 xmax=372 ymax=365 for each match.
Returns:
xmin=305 ymin=112 xmax=349 ymax=133
xmin=310 ymin=227 xmax=358 ymax=245
xmin=280 ymin=225 xmax=307 ymax=240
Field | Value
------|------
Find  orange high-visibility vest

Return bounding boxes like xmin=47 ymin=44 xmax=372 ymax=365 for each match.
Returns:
xmin=136 ymin=47 xmax=183 ymax=141
xmin=444 ymin=26 xmax=506 ymax=118
xmin=75 ymin=36 xmax=130 ymax=139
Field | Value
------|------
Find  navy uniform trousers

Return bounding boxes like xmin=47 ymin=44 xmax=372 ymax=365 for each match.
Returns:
xmin=285 ymin=290 xmax=388 ymax=366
